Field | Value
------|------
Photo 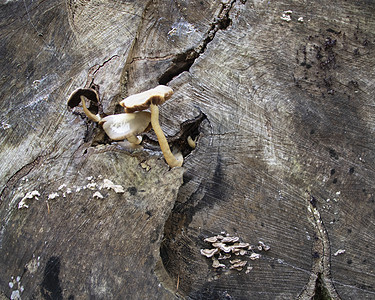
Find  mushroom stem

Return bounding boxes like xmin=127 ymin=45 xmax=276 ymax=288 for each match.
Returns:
xmin=150 ymin=104 xmax=183 ymax=168
xmin=80 ymin=96 xmax=101 ymax=122
xmin=187 ymin=136 xmax=196 ymax=149
xmin=126 ymin=134 xmax=142 ymax=145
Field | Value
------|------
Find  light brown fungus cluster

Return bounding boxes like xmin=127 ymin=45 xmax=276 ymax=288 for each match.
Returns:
xmin=68 ymin=85 xmax=183 ymax=168
xmin=200 ymin=234 xmax=270 ymax=273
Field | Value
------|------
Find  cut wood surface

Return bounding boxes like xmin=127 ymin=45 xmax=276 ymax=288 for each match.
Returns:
xmin=0 ymin=0 xmax=374 ymax=299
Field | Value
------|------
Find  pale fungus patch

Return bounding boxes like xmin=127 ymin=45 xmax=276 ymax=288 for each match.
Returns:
xmin=102 ymin=179 xmax=125 ymax=194
xmin=93 ymin=191 xmax=104 ymax=199
xmin=204 ymin=236 xmax=219 ymax=243
xmin=334 ymin=249 xmax=346 ymax=256
xmin=221 ymin=236 xmax=240 ymax=243
xmin=229 ymin=260 xmax=247 ymax=271
xmin=258 ymin=240 xmax=271 ymax=251
xmin=48 ymin=192 xmax=59 ymax=200
xmin=200 ymin=233 xmax=270 ymax=273
xmin=212 ymin=242 xmax=233 ymax=253
xmin=249 ymin=253 xmax=261 ymax=260
xmin=18 ymin=190 xmax=40 ymax=209
xmin=200 ymin=248 xmax=218 ymax=258
xmin=280 ymin=10 xmax=292 ymax=22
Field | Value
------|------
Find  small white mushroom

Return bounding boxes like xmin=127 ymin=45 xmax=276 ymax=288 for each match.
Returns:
xmin=99 ymin=112 xmax=151 ymax=144
xmin=120 ymin=85 xmax=183 ymax=168
xmin=200 ymin=248 xmax=218 ymax=258
xmin=334 ymin=249 xmax=346 ymax=256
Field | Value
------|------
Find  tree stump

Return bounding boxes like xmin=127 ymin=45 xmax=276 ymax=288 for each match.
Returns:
xmin=1 ymin=0 xmax=374 ymax=299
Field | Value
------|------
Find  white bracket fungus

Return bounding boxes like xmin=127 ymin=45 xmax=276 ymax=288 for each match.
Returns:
xmin=200 ymin=233 xmax=270 ymax=272
xmin=200 ymin=248 xmax=219 ymax=258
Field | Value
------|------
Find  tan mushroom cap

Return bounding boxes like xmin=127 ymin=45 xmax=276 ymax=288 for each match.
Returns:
xmin=67 ymin=88 xmax=99 ymax=109
xmin=119 ymin=85 xmax=173 ymax=113
xmin=99 ymin=112 xmax=151 ymax=142
xmin=119 ymin=85 xmax=182 ymax=168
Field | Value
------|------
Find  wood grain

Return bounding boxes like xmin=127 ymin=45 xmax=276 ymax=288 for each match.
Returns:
xmin=0 ymin=0 xmax=374 ymax=299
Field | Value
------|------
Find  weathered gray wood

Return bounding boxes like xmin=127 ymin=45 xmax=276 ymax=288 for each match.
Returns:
xmin=1 ymin=0 xmax=375 ymax=299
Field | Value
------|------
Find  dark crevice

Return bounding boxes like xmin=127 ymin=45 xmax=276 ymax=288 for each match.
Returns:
xmin=300 ymin=193 xmax=340 ymax=300
xmin=158 ymin=49 xmax=199 ymax=85
xmin=158 ymin=0 xmax=235 ymax=85
xmin=142 ymin=111 xmax=207 ymax=158
xmin=313 ymin=273 xmax=332 ymax=300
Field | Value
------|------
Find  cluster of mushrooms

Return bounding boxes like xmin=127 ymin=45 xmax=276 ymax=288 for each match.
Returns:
xmin=200 ymin=234 xmax=270 ymax=272
xmin=68 ymin=85 xmax=183 ymax=168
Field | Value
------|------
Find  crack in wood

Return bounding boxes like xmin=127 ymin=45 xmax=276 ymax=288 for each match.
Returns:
xmin=298 ymin=193 xmax=341 ymax=300
xmin=158 ymin=0 xmax=236 ymax=85
xmin=85 ymin=55 xmax=120 ymax=89
xmin=0 ymin=155 xmax=44 ymax=206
